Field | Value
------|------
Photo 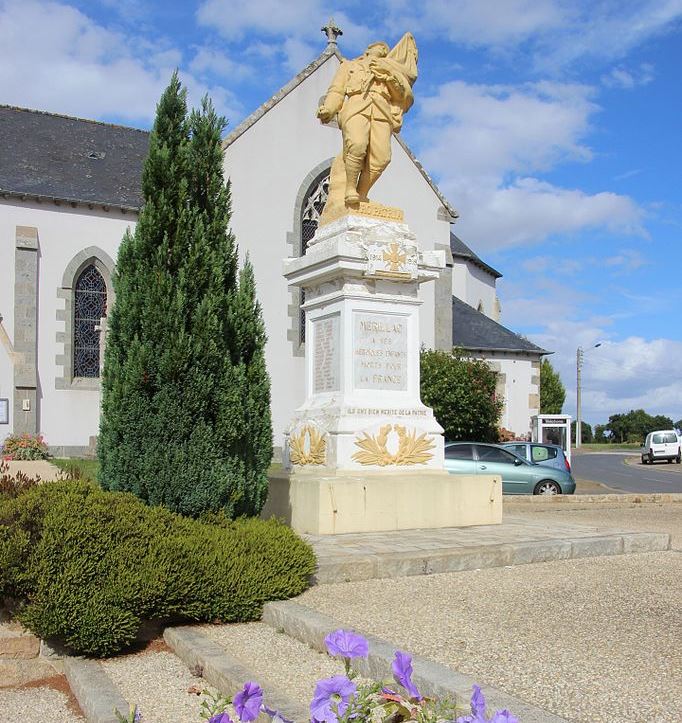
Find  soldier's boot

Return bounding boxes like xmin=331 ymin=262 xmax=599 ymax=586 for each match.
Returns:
xmin=344 ymin=154 xmax=363 ymax=205
xmin=357 ymin=166 xmax=383 ymax=202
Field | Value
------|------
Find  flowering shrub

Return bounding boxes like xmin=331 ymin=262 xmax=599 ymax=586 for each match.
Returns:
xmin=118 ymin=629 xmax=517 ymax=723
xmin=2 ymin=433 xmax=50 ymax=461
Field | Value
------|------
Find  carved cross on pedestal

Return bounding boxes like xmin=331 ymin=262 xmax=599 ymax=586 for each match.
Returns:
xmin=321 ymin=17 xmax=343 ymax=45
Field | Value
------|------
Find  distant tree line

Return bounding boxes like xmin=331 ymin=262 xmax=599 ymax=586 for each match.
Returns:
xmin=591 ymin=409 xmax=676 ymax=444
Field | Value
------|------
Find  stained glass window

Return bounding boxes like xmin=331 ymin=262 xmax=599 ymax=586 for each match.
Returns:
xmin=300 ymin=172 xmax=329 ymax=343
xmin=73 ymin=264 xmax=107 ymax=378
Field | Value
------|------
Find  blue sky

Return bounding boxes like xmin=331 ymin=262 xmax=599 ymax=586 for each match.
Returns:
xmin=1 ymin=0 xmax=681 ymax=427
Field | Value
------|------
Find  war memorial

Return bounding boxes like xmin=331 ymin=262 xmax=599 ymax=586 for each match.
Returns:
xmin=265 ymin=33 xmax=502 ymax=534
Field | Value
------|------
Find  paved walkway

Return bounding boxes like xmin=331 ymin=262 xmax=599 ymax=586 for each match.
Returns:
xmin=306 ymin=515 xmax=670 ymax=583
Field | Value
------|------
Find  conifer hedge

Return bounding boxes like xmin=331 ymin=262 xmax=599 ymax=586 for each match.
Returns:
xmin=98 ymin=75 xmax=272 ymax=518
xmin=0 ymin=481 xmax=315 ymax=657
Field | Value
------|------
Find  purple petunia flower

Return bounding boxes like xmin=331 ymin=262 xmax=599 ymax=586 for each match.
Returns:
xmin=209 ymin=713 xmax=233 ymax=723
xmin=471 ymin=684 xmax=486 ymax=718
xmin=261 ymin=703 xmax=294 ymax=723
xmin=456 ymin=684 xmax=519 ymax=723
xmin=233 ymin=682 xmax=263 ymax=722
xmin=490 ymin=711 xmax=519 ymax=723
xmin=324 ymin=629 xmax=369 ymax=660
xmin=391 ymin=651 xmax=422 ymax=701
xmin=309 ymin=675 xmax=357 ymax=722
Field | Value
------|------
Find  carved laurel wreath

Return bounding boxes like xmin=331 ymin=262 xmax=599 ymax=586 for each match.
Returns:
xmin=352 ymin=424 xmax=435 ymax=466
xmin=289 ymin=425 xmax=327 ymax=466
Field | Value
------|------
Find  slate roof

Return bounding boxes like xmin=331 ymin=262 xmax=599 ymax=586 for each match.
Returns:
xmin=452 ymin=295 xmax=548 ymax=355
xmin=0 ymin=105 xmax=148 ymax=210
xmin=450 ymin=232 xmax=502 ymax=279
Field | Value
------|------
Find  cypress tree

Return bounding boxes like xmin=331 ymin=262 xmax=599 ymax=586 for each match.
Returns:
xmin=99 ymin=75 xmax=272 ymax=518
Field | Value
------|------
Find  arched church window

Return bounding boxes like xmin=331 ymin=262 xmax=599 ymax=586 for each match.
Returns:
xmin=299 ymin=171 xmax=330 ymax=342
xmin=73 ymin=264 xmax=107 ymax=378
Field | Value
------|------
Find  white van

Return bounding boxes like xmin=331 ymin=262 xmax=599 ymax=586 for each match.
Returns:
xmin=641 ymin=430 xmax=681 ymax=464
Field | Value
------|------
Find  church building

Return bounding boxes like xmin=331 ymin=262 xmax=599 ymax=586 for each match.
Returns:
xmin=0 ymin=27 xmax=547 ymax=457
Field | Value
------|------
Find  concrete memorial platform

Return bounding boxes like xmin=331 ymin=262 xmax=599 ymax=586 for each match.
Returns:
xmin=262 ymin=212 xmax=502 ymax=535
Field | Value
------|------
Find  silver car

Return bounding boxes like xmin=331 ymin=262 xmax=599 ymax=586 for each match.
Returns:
xmin=501 ymin=442 xmax=572 ymax=474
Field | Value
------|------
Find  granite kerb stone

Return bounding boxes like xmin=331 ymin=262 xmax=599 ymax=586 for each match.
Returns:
xmin=164 ymin=625 xmax=308 ymax=722
xmin=262 ymin=600 xmax=567 ymax=723
xmin=63 ymin=656 xmax=129 ymax=723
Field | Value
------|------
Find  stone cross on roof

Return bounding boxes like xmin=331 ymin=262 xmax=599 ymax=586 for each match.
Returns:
xmin=321 ymin=17 xmax=343 ymax=45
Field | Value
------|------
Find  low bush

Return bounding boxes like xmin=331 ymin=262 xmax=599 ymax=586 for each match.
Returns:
xmin=0 ymin=459 xmax=43 ymax=498
xmin=1 ymin=433 xmax=50 ymax=460
xmin=0 ymin=480 xmax=316 ymax=657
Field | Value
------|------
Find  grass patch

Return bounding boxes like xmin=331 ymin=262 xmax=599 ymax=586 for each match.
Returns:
xmin=52 ymin=458 xmax=100 ymax=482
xmin=574 ymin=443 xmax=641 ymax=451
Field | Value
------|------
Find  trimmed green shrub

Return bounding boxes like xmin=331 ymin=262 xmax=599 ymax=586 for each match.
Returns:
xmin=0 ymin=481 xmax=315 ymax=657
xmin=420 ymin=349 xmax=503 ymax=443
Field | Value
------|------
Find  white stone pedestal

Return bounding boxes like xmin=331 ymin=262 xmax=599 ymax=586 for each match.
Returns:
xmin=263 ymin=214 xmax=502 ymax=534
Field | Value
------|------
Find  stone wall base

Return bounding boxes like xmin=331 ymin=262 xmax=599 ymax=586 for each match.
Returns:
xmin=263 ymin=470 xmax=502 ymax=535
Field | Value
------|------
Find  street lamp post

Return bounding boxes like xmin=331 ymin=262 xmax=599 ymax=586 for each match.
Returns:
xmin=576 ymin=343 xmax=602 ymax=448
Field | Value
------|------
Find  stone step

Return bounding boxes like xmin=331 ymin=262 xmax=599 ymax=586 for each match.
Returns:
xmin=262 ymin=599 xmax=568 ymax=723
xmin=0 ymin=621 xmax=40 ymax=659
xmin=164 ymin=625 xmax=309 ymax=722
xmin=195 ymin=621 xmax=356 ymax=714
xmin=307 ymin=518 xmax=671 ymax=584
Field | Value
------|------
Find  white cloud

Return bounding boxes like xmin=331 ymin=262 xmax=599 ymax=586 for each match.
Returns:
xmin=197 ymin=0 xmax=321 ymax=41
xmin=499 ymin=286 xmax=682 ymax=424
xmin=386 ymin=0 xmax=682 ymax=71
xmin=601 ymin=63 xmax=655 ymax=89
xmin=604 ymin=250 xmax=649 ymax=271
xmin=282 ymin=37 xmax=317 ymax=73
xmin=417 ymin=79 xmax=644 ymax=248
xmin=384 ymin=0 xmax=565 ymax=46
xmin=189 ymin=47 xmax=253 ymax=81
xmin=0 ymin=0 xmax=241 ymax=124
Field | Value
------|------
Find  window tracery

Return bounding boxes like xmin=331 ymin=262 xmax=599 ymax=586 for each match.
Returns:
xmin=73 ymin=264 xmax=107 ymax=378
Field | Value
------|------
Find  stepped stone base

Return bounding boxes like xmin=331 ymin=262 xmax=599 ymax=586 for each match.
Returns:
xmin=263 ymin=470 xmax=502 ymax=535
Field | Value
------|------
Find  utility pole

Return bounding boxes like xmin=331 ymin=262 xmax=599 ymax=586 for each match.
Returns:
xmin=576 ymin=343 xmax=602 ymax=448
xmin=576 ymin=347 xmax=583 ymax=448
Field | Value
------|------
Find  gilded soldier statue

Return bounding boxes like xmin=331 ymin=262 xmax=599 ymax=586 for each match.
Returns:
xmin=317 ymin=33 xmax=418 ymax=213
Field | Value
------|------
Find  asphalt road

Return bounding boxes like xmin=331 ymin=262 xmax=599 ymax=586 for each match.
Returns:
xmin=572 ymin=452 xmax=682 ymax=493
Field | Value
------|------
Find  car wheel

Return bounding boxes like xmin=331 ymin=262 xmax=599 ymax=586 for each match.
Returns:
xmin=676 ymin=455 xmax=681 ymax=464
xmin=534 ymin=480 xmax=560 ymax=495
xmin=641 ymin=456 xmax=648 ymax=465
xmin=648 ymin=452 xmax=655 ymax=464
xmin=668 ymin=458 xmax=673 ymax=464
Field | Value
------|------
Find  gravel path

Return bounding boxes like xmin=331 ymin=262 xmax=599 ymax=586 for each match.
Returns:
xmin=298 ymin=550 xmax=682 ymax=722
xmin=101 ymin=645 xmax=214 ymax=723
xmin=0 ymin=678 xmax=84 ymax=722
xmin=199 ymin=622 xmax=351 ymax=709
xmin=512 ymin=503 xmax=682 ymax=549
xmin=301 ymin=505 xmax=682 ymax=721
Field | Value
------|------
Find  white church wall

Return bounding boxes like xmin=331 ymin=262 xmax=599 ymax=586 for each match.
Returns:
xmin=0 ymin=199 xmax=133 ymax=448
xmin=0 ymin=210 xmax=15 ymax=444
xmin=466 ymin=263 xmax=497 ymax=317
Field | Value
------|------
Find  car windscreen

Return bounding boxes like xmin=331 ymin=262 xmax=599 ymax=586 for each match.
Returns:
xmin=445 ymin=444 xmax=474 ymax=460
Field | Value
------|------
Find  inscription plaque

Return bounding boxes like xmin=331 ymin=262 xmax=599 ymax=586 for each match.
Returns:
xmin=353 ymin=312 xmax=408 ymax=391
xmin=313 ymin=315 xmax=340 ymax=393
